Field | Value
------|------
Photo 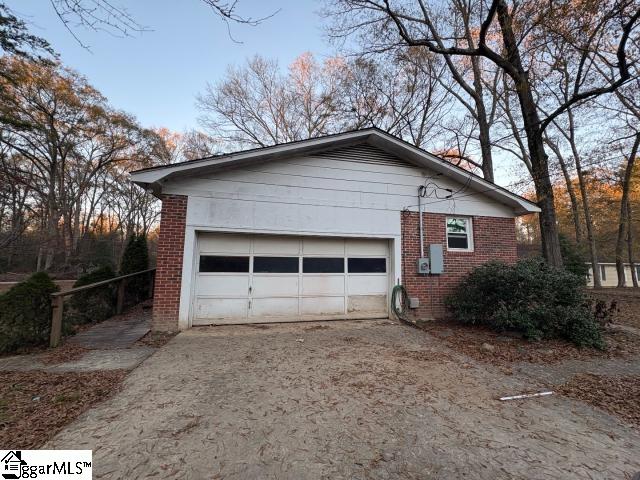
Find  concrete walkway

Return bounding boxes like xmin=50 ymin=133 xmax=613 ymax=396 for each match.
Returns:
xmin=0 ymin=306 xmax=154 ymax=372
xmin=0 ymin=347 xmax=155 ymax=372
xmin=68 ymin=310 xmax=151 ymax=349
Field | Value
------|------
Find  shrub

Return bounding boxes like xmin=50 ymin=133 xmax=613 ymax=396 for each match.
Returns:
xmin=120 ymin=234 xmax=149 ymax=275
xmin=559 ymin=234 xmax=589 ymax=280
xmin=445 ymin=258 xmax=604 ymax=349
xmin=119 ymin=234 xmax=149 ymax=303
xmin=66 ymin=265 xmax=116 ymax=326
xmin=0 ymin=272 xmax=59 ymax=353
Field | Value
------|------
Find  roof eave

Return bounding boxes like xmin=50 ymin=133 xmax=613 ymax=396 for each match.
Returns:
xmin=129 ymin=128 xmax=541 ymax=215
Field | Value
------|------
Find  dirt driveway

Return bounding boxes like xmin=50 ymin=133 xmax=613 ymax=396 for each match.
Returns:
xmin=47 ymin=320 xmax=640 ymax=479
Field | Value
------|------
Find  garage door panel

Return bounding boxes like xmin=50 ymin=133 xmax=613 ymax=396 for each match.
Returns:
xmin=301 ymin=275 xmax=345 ymax=296
xmin=253 ymin=236 xmax=301 ymax=255
xmin=194 ymin=298 xmax=247 ymax=324
xmin=348 ymin=295 xmax=387 ymax=314
xmin=347 ymin=275 xmax=388 ymax=295
xmin=199 ymin=234 xmax=250 ymax=254
xmin=194 ymin=233 xmax=389 ymax=324
xmin=251 ymin=276 xmax=299 ymax=296
xmin=302 ymin=237 xmax=345 ymax=255
xmin=250 ymin=297 xmax=299 ymax=317
xmin=301 ymin=296 xmax=345 ymax=315
xmin=196 ymin=275 xmax=249 ymax=296
xmin=346 ymin=239 xmax=388 ymax=256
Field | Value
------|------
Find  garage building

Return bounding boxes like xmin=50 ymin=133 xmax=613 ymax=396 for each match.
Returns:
xmin=129 ymin=128 xmax=539 ymax=331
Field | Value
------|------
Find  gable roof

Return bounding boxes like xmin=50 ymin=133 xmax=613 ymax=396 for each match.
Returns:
xmin=129 ymin=127 xmax=540 ymax=215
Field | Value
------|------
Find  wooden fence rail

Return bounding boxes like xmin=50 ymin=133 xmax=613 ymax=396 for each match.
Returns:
xmin=50 ymin=268 xmax=156 ymax=348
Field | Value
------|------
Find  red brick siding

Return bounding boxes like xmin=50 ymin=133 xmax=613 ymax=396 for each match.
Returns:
xmin=400 ymin=211 xmax=517 ymax=319
xmin=152 ymin=194 xmax=187 ymax=331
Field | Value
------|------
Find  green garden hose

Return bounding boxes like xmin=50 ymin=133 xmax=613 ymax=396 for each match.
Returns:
xmin=391 ymin=284 xmax=415 ymax=326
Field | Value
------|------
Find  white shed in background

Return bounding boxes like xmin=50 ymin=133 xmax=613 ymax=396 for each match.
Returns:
xmin=587 ymin=263 xmax=639 ymax=287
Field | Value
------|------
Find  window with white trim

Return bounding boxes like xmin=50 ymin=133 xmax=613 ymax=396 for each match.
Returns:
xmin=446 ymin=217 xmax=473 ymax=251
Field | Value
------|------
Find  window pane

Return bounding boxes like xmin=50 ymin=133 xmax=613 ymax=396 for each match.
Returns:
xmin=253 ymin=256 xmax=299 ymax=273
xmin=303 ymin=257 xmax=344 ymax=273
xmin=447 ymin=218 xmax=467 ymax=234
xmin=348 ymin=258 xmax=386 ymax=273
xmin=199 ymin=256 xmax=249 ymax=273
xmin=447 ymin=235 xmax=468 ymax=250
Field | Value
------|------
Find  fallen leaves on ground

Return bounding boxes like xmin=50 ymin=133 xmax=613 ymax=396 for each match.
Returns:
xmin=558 ymin=373 xmax=640 ymax=429
xmin=41 ymin=343 xmax=89 ymax=365
xmin=136 ymin=330 xmax=176 ymax=348
xmin=0 ymin=370 xmax=127 ymax=449
xmin=421 ymin=321 xmax=640 ymax=366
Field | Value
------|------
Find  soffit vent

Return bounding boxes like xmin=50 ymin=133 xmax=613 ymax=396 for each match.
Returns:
xmin=308 ymin=143 xmax=407 ymax=167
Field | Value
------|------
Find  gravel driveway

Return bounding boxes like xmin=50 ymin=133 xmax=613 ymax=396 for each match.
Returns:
xmin=48 ymin=320 xmax=640 ymax=479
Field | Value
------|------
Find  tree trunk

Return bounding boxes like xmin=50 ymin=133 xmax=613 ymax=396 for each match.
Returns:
xmin=477 ymin=112 xmax=494 ymax=182
xmin=565 ymin=109 xmax=601 ymax=287
xmin=574 ymin=158 xmax=600 ymax=287
xmin=627 ymin=201 xmax=638 ymax=288
xmin=545 ymin=137 xmax=583 ymax=243
xmin=496 ymin=0 xmax=562 ymax=267
xmin=529 ymin=136 xmax=563 ymax=268
xmin=470 ymin=54 xmax=494 ymax=182
xmin=43 ymin=161 xmax=59 ymax=272
xmin=619 ymin=134 xmax=640 ymax=287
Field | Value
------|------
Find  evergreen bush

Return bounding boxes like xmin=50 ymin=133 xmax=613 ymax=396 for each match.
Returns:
xmin=119 ymin=234 xmax=149 ymax=303
xmin=559 ymin=234 xmax=589 ymax=281
xmin=0 ymin=272 xmax=59 ymax=353
xmin=445 ymin=258 xmax=605 ymax=348
xmin=66 ymin=265 xmax=116 ymax=325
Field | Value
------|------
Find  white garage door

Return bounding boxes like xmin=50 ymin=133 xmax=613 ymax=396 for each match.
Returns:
xmin=193 ymin=233 xmax=389 ymax=325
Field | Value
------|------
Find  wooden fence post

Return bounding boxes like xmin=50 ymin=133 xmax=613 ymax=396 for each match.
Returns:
xmin=149 ymin=270 xmax=156 ymax=300
xmin=116 ymin=278 xmax=126 ymax=314
xmin=50 ymin=295 xmax=64 ymax=348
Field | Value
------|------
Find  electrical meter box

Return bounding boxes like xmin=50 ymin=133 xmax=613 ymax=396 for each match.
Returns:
xmin=429 ymin=244 xmax=444 ymax=274
xmin=417 ymin=257 xmax=430 ymax=274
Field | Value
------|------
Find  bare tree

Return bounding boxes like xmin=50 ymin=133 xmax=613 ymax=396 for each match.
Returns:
xmin=47 ymin=0 xmax=278 ymax=49
xmin=197 ymin=54 xmax=342 ymax=148
xmin=325 ymin=0 xmax=640 ymax=267
xmin=337 ymin=49 xmax=454 ymax=148
xmin=197 ymin=51 xmax=454 ymax=152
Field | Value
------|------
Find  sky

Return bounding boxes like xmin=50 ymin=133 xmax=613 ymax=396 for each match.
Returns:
xmin=7 ymin=0 xmax=332 ymax=132
xmin=5 ymin=0 xmax=518 ymax=186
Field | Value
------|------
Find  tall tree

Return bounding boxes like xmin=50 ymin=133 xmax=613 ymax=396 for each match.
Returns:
xmin=0 ymin=57 xmax=143 ymax=269
xmin=326 ymin=0 xmax=640 ymax=267
xmin=0 ymin=3 xmax=54 ymax=60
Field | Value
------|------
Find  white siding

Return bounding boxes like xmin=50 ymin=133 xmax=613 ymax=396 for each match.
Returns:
xmin=164 ymin=145 xmax=516 ymax=231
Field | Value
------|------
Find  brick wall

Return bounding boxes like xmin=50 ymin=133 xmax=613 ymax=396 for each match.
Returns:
xmin=400 ymin=211 xmax=517 ymax=319
xmin=152 ymin=194 xmax=187 ymax=331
